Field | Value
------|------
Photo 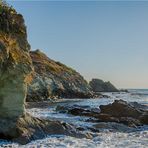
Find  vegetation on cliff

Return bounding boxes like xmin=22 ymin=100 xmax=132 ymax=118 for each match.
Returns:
xmin=0 ymin=1 xmax=30 ymax=51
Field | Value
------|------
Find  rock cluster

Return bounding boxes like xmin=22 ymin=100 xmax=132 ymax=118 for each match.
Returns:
xmin=99 ymin=100 xmax=148 ymax=126
xmin=56 ymin=100 xmax=148 ymax=127
xmin=89 ymin=78 xmax=119 ymax=92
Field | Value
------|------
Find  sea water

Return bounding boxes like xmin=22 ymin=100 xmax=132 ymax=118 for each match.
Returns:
xmin=0 ymin=89 xmax=148 ymax=148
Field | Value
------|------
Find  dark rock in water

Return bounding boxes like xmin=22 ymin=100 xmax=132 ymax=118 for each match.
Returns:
xmin=100 ymin=100 xmax=142 ymax=118
xmin=98 ymin=100 xmax=148 ymax=126
xmin=56 ymin=104 xmax=100 ymax=117
xmin=97 ymin=113 xmax=120 ymax=123
xmin=56 ymin=100 xmax=148 ymax=127
xmin=0 ymin=114 xmax=91 ymax=144
xmin=139 ymin=112 xmax=148 ymax=125
xmin=129 ymin=102 xmax=148 ymax=111
xmin=89 ymin=78 xmax=119 ymax=92
xmin=27 ymin=50 xmax=94 ymax=101
xmin=119 ymin=89 xmax=129 ymax=93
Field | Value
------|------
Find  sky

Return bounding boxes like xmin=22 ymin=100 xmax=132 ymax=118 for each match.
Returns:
xmin=7 ymin=0 xmax=148 ymax=89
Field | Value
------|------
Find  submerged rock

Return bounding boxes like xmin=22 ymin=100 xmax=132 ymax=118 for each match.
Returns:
xmin=27 ymin=50 xmax=94 ymax=101
xmin=89 ymin=78 xmax=119 ymax=92
xmin=93 ymin=122 xmax=134 ymax=132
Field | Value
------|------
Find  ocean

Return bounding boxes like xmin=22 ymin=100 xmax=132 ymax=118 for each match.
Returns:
xmin=0 ymin=89 xmax=148 ymax=148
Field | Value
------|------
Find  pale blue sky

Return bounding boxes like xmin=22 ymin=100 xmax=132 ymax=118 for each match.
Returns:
xmin=8 ymin=0 xmax=148 ymax=88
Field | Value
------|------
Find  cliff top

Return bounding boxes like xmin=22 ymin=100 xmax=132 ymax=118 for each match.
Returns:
xmin=30 ymin=49 xmax=78 ymax=76
xmin=0 ymin=1 xmax=26 ymax=36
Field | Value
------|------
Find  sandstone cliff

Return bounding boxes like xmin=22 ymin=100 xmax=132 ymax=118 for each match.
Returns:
xmin=89 ymin=78 xmax=119 ymax=92
xmin=0 ymin=2 xmax=33 ymax=119
xmin=27 ymin=50 xmax=93 ymax=101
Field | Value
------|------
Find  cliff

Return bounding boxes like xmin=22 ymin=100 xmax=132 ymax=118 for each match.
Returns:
xmin=27 ymin=50 xmax=93 ymax=101
xmin=0 ymin=2 xmax=33 ymax=119
xmin=89 ymin=79 xmax=119 ymax=92
xmin=0 ymin=3 xmax=89 ymax=143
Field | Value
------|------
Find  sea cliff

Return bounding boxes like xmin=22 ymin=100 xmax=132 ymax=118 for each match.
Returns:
xmin=27 ymin=50 xmax=93 ymax=101
xmin=0 ymin=3 xmax=89 ymax=144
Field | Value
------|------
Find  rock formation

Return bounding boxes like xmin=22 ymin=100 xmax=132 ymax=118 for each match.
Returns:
xmin=56 ymin=100 xmax=148 ymax=126
xmin=99 ymin=100 xmax=148 ymax=126
xmin=27 ymin=50 xmax=93 ymax=101
xmin=0 ymin=2 xmax=33 ymax=119
xmin=89 ymin=78 xmax=119 ymax=92
xmin=0 ymin=3 xmax=90 ymax=144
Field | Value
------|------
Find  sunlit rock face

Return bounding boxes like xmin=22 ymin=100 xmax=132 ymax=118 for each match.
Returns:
xmin=27 ymin=50 xmax=93 ymax=101
xmin=0 ymin=3 xmax=33 ymax=118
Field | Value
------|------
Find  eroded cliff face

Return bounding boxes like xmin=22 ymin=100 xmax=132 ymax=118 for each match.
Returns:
xmin=0 ymin=4 xmax=33 ymax=118
xmin=27 ymin=50 xmax=93 ymax=101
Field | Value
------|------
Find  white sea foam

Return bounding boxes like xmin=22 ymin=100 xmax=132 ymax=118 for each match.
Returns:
xmin=22 ymin=130 xmax=148 ymax=148
xmin=0 ymin=90 xmax=148 ymax=148
xmin=0 ymin=130 xmax=148 ymax=148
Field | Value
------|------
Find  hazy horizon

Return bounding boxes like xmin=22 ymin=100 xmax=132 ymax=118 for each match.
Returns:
xmin=8 ymin=0 xmax=148 ymax=89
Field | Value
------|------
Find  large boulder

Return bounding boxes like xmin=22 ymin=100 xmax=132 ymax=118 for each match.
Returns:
xmin=99 ymin=100 xmax=142 ymax=118
xmin=99 ymin=100 xmax=148 ymax=126
xmin=27 ymin=50 xmax=94 ymax=101
xmin=89 ymin=78 xmax=119 ymax=92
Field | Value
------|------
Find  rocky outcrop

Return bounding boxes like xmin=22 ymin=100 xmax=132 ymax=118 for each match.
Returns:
xmin=56 ymin=100 xmax=148 ymax=127
xmin=99 ymin=100 xmax=148 ymax=126
xmin=27 ymin=50 xmax=93 ymax=101
xmin=0 ymin=113 xmax=90 ymax=144
xmin=0 ymin=2 xmax=33 ymax=119
xmin=89 ymin=78 xmax=119 ymax=92
xmin=0 ymin=3 xmax=90 ymax=144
